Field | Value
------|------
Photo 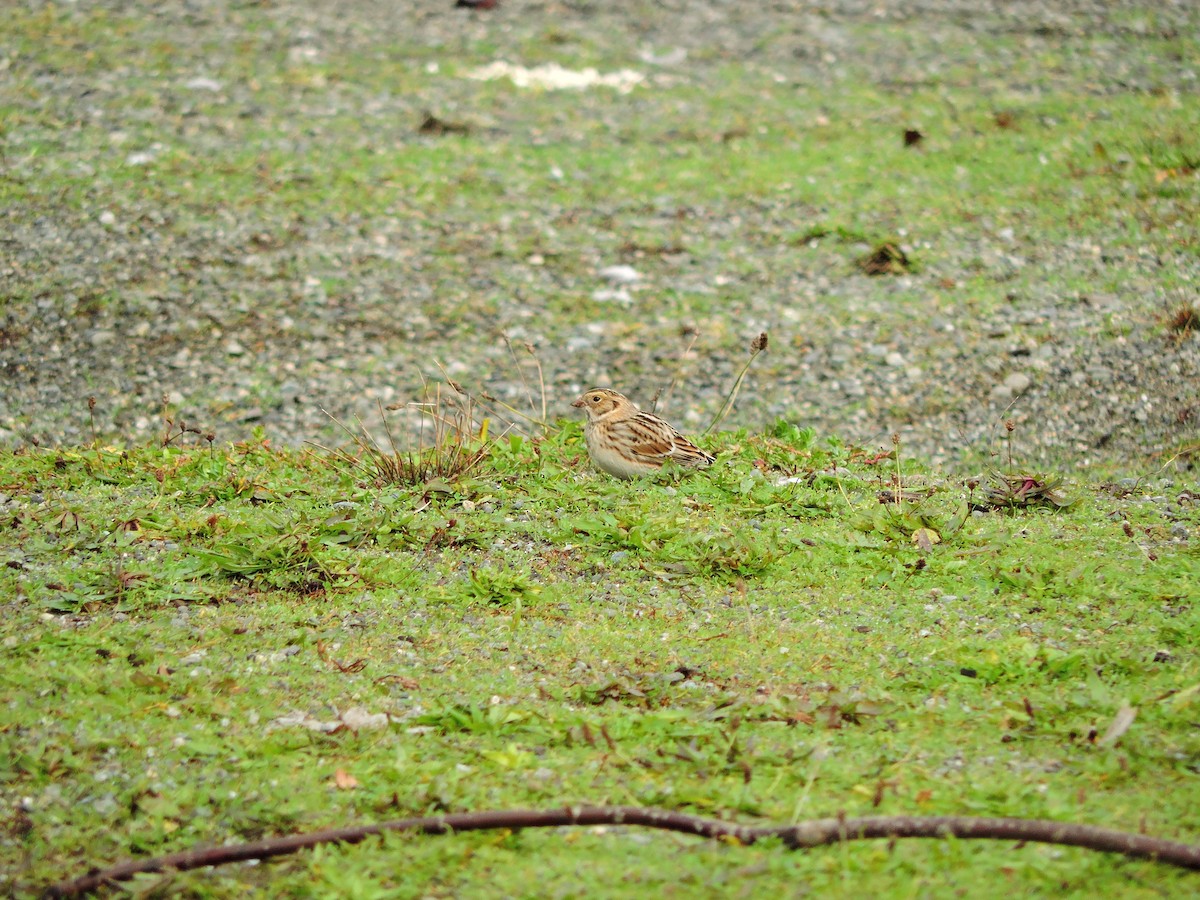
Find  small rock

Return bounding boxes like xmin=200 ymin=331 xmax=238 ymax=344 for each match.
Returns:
xmin=92 ymin=794 xmax=119 ymax=816
xmin=592 ymin=288 xmax=633 ymax=305
xmin=828 ymin=345 xmax=853 ymax=366
xmin=598 ymin=265 xmax=640 ymax=284
xmin=125 ymin=150 xmax=156 ymax=166
xmin=341 ymin=707 xmax=389 ymax=731
xmin=185 ymin=76 xmax=222 ymax=92
xmin=841 ymin=378 xmax=866 ymax=398
xmin=1004 ymin=372 xmax=1032 ymax=393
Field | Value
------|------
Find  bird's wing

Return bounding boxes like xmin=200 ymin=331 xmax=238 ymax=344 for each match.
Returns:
xmin=622 ymin=413 xmax=712 ymax=467
xmin=619 ymin=413 xmax=679 ymax=464
xmin=665 ymin=434 xmax=715 ymax=466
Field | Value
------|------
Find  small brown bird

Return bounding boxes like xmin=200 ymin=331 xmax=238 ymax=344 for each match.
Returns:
xmin=571 ymin=388 xmax=714 ymax=479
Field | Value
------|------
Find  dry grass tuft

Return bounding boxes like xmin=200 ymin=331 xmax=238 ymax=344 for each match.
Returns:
xmin=857 ymin=242 xmax=912 ymax=276
xmin=325 ymin=383 xmax=490 ymax=488
xmin=1166 ymin=302 xmax=1198 ymax=338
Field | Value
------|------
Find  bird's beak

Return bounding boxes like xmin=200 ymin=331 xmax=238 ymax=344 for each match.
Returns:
xmin=571 ymin=398 xmax=585 ymax=408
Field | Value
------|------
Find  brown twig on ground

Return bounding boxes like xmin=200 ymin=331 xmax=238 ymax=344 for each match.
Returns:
xmin=45 ymin=806 xmax=1200 ymax=897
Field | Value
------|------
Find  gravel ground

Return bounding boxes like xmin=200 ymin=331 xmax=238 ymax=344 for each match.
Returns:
xmin=2 ymin=0 xmax=1198 ymax=472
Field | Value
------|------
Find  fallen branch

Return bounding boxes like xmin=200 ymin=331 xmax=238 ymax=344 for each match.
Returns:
xmin=46 ymin=805 xmax=1200 ymax=897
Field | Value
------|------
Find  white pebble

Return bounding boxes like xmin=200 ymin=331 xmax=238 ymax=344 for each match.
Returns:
xmin=598 ymin=265 xmax=640 ymax=284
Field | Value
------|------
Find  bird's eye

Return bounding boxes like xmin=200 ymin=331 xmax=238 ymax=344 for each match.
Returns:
xmin=590 ymin=395 xmax=600 ymax=403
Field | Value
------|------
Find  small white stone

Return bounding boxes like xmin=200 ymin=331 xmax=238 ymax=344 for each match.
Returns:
xmin=592 ymin=288 xmax=632 ymax=305
xmin=341 ymin=707 xmax=389 ymax=731
xmin=185 ymin=76 xmax=222 ymax=92
xmin=598 ymin=264 xmax=640 ymax=284
xmin=1004 ymin=372 xmax=1032 ymax=393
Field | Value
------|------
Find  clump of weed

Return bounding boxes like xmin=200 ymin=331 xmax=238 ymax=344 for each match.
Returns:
xmin=851 ymin=435 xmax=968 ymax=550
xmin=993 ymin=110 xmax=1019 ymax=130
xmin=787 ymin=224 xmax=868 ymax=245
xmin=158 ymin=394 xmax=216 ymax=449
xmin=977 ymin=473 xmax=1073 ymax=510
xmin=974 ymin=421 xmax=1074 ymax=511
xmin=194 ymin=516 xmax=342 ymax=592
xmin=684 ymin=529 xmax=779 ymax=578
xmin=857 ymin=241 xmax=913 ymax=276
xmin=1165 ymin=301 xmax=1198 ymax=340
xmin=745 ymin=419 xmax=822 ymax=475
xmin=326 ymin=382 xmax=490 ymax=488
xmin=464 ymin=564 xmax=538 ymax=606
xmin=321 ymin=342 xmax=554 ymax=488
xmin=418 ymin=111 xmax=471 ymax=136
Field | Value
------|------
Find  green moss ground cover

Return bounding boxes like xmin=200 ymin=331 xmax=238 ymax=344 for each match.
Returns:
xmin=2 ymin=428 xmax=1198 ymax=896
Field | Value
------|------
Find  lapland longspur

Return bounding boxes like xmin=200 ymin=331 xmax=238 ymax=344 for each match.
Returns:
xmin=571 ymin=388 xmax=715 ymax=479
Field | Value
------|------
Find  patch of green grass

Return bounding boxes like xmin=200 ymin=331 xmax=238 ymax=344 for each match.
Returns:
xmin=4 ymin=4 xmax=1200 ymax=893
xmin=2 ymin=429 xmax=1198 ymax=895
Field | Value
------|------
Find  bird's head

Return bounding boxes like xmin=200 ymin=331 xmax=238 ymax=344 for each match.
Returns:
xmin=571 ymin=388 xmax=627 ymax=419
